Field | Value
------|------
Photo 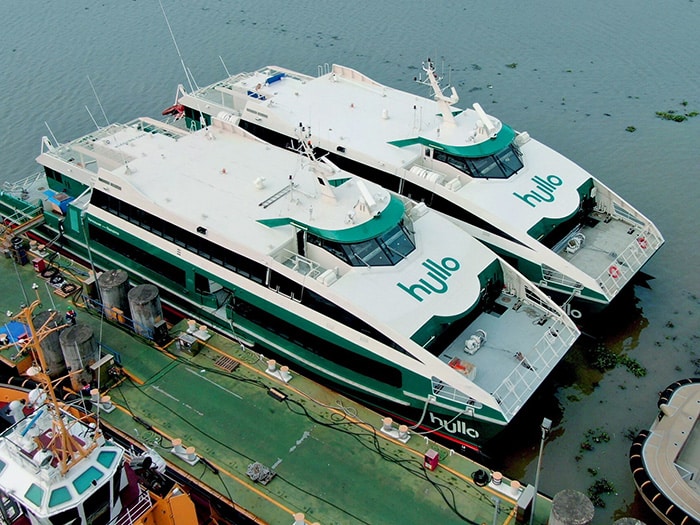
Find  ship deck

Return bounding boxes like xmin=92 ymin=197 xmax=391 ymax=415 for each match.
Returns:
xmin=0 ymin=240 xmax=554 ymax=524
xmin=554 ymin=209 xmax=663 ymax=300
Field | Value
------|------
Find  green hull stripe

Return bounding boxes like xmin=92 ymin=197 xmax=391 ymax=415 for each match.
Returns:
xmin=257 ymin=194 xmax=405 ymax=243
xmin=526 ymin=178 xmax=594 ymax=240
xmin=388 ymin=125 xmax=516 ymax=158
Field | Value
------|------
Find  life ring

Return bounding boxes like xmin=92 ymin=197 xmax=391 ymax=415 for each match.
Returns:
xmin=637 ymin=237 xmax=648 ymax=249
xmin=608 ymin=265 xmax=621 ymax=279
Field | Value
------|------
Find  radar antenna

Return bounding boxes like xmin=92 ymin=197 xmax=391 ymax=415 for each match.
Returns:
xmin=294 ymin=124 xmax=338 ymax=200
xmin=415 ymin=58 xmax=459 ymax=126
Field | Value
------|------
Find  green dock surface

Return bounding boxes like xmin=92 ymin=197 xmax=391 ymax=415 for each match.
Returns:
xmin=0 ymin=241 xmax=553 ymax=524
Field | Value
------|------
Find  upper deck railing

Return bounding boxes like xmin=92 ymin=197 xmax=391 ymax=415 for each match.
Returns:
xmin=432 ymin=320 xmax=577 ymax=421
xmin=595 ymin=226 xmax=663 ymax=298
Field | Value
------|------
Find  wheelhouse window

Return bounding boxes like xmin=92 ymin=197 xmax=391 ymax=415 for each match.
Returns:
xmin=433 ymin=144 xmax=523 ymax=179
xmin=308 ymin=220 xmax=415 ymax=267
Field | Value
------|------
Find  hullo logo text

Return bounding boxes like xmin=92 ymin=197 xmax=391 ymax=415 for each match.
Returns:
xmin=397 ymin=257 xmax=461 ymax=302
xmin=513 ymin=174 xmax=563 ymax=208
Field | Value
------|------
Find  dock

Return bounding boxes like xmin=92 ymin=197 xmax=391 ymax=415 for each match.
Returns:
xmin=0 ymin=237 xmax=553 ymax=524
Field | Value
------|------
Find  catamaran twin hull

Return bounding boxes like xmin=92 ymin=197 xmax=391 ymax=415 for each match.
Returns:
xmin=2 ymin=116 xmax=578 ymax=451
xmin=176 ymin=62 xmax=663 ymax=319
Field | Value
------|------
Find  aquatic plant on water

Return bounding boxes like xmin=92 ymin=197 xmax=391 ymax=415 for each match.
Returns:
xmin=587 ymin=478 xmax=616 ymax=508
xmin=586 ymin=343 xmax=647 ymax=376
xmin=585 ymin=427 xmax=611 ymax=443
xmin=577 ymin=426 xmax=613 ymax=460
xmin=655 ymin=100 xmax=699 ymax=122
xmin=588 ymin=343 xmax=617 ymax=371
xmin=656 ymin=111 xmax=688 ymax=122
xmin=618 ymin=356 xmax=647 ymax=377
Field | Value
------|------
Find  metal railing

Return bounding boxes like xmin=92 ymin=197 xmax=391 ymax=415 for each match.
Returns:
xmin=431 ymin=320 xmax=578 ymax=421
xmin=279 ymin=249 xmax=326 ymax=279
xmin=1 ymin=172 xmax=44 ymax=195
xmin=595 ymin=227 xmax=663 ymax=297
xmin=540 ymin=263 xmax=583 ymax=292
xmin=113 ymin=488 xmax=153 ymax=525
xmin=491 ymin=322 xmax=579 ymax=420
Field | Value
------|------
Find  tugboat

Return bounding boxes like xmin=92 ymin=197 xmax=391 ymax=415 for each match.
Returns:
xmin=0 ymin=289 xmax=198 ymax=524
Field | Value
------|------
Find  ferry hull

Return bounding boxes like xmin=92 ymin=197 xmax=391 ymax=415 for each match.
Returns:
xmin=1 ymin=215 xmax=507 ymax=453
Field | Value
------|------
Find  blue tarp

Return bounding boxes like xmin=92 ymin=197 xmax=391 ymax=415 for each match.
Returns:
xmin=0 ymin=321 xmax=29 ymax=343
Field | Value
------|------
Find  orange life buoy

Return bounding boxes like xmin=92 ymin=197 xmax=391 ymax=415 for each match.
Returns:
xmin=609 ymin=265 xmax=621 ymax=279
xmin=637 ymin=237 xmax=648 ymax=249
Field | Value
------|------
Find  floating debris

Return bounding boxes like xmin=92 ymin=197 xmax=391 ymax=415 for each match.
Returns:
xmin=505 ymin=62 xmax=518 ymax=69
xmin=625 ymin=126 xmax=636 ymax=132
xmin=623 ymin=426 xmax=640 ymax=440
xmin=692 ymin=358 xmax=700 ymax=375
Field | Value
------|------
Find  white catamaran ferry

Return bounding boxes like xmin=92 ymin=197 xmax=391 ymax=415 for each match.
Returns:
xmin=1 ymin=115 xmax=578 ymax=451
xmin=175 ymin=59 xmax=664 ymax=317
